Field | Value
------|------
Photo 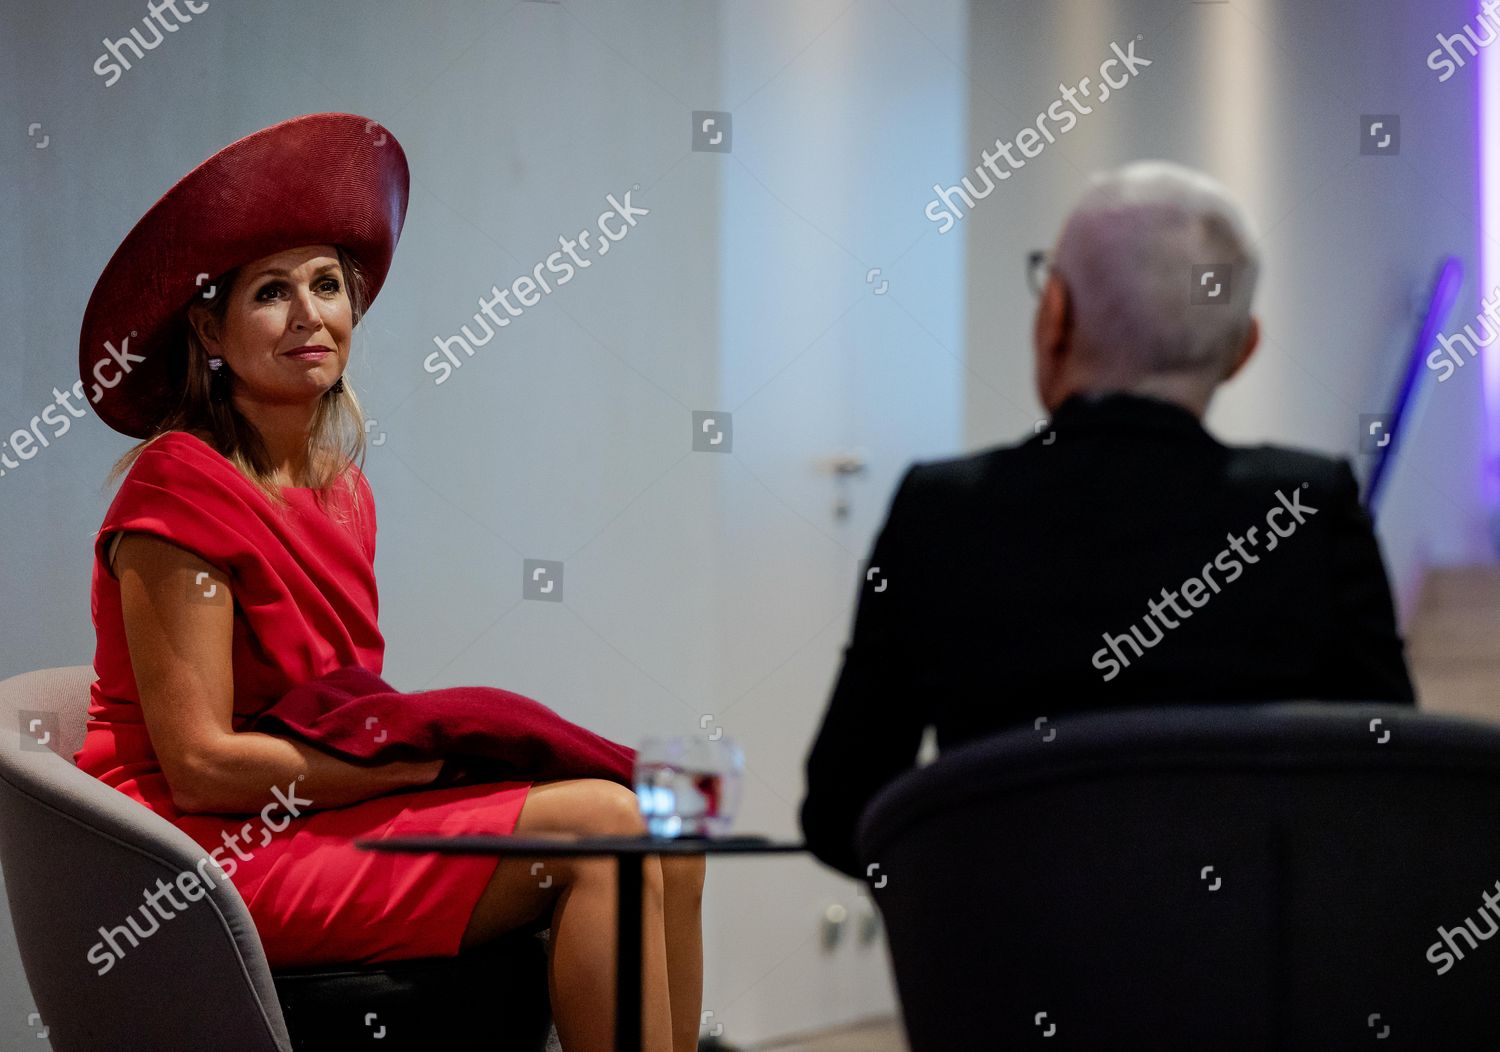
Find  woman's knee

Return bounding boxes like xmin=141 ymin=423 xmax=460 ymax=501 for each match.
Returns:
xmin=593 ymin=780 xmax=649 ymax=836
xmin=517 ymin=778 xmax=646 ymax=838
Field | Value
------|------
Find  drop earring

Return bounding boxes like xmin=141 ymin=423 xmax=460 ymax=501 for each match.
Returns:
xmin=329 ymin=375 xmax=345 ymax=395
xmin=207 ymin=356 xmax=230 ymax=402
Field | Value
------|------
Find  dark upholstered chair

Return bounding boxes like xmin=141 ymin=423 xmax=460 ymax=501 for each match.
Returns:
xmin=857 ymin=702 xmax=1500 ymax=1051
xmin=0 ymin=665 xmax=554 ymax=1052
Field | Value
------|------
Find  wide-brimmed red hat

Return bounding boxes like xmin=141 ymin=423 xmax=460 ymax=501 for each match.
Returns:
xmin=79 ymin=112 xmax=410 ymax=438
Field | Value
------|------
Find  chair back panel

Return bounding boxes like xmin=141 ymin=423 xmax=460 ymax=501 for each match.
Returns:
xmin=1 ymin=665 xmax=93 ymax=761
xmin=857 ymin=703 xmax=1500 ymax=1050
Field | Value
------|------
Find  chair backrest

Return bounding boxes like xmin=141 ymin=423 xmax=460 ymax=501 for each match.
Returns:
xmin=857 ymin=702 xmax=1500 ymax=1050
xmin=0 ymin=665 xmax=292 ymax=1052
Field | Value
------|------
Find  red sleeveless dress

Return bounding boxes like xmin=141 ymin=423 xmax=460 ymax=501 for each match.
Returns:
xmin=73 ymin=431 xmax=531 ymax=968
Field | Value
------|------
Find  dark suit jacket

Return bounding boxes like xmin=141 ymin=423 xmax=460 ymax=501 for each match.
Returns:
xmin=798 ymin=391 xmax=1417 ymax=879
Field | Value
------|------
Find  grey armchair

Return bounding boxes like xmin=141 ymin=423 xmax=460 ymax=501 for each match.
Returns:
xmin=0 ymin=665 xmax=554 ymax=1052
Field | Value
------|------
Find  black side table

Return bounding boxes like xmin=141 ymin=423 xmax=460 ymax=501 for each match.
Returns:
xmin=358 ymin=833 xmax=806 ymax=1052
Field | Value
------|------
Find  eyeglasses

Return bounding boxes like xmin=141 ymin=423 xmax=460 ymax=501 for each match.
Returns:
xmin=1026 ymin=250 xmax=1051 ymax=297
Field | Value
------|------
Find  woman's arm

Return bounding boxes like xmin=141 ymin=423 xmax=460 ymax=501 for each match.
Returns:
xmin=113 ymin=531 xmax=442 ymax=815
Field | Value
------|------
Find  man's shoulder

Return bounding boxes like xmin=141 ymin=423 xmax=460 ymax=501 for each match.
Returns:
xmin=963 ymin=430 xmax=1352 ymax=485
xmin=895 ymin=437 xmax=1357 ymax=506
xmin=1219 ymin=440 xmax=1354 ymax=492
xmin=895 ymin=448 xmax=1007 ymax=505
xmin=906 ymin=445 xmax=1011 ymax=485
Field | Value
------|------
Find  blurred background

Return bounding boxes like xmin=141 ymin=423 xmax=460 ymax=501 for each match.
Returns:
xmin=2 ymin=0 xmax=1495 ymax=1047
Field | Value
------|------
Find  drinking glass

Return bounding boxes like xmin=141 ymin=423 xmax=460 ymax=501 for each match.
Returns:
xmin=634 ymin=733 xmax=745 ymax=838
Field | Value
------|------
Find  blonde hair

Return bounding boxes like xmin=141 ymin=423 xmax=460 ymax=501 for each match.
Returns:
xmin=105 ymin=245 xmax=371 ymax=531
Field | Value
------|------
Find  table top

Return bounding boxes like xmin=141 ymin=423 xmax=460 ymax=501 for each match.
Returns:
xmin=355 ymin=833 xmax=807 ymax=856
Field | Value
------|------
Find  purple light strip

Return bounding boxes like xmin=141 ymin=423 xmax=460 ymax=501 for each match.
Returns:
xmin=1481 ymin=0 xmax=1500 ymax=502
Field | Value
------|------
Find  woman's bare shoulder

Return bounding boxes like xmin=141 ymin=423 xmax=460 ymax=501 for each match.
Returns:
xmin=111 ymin=529 xmax=215 ymax=579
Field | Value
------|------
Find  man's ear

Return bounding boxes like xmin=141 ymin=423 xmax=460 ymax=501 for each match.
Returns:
xmin=1033 ymin=274 xmax=1073 ymax=409
xmin=1222 ymin=315 xmax=1259 ymax=382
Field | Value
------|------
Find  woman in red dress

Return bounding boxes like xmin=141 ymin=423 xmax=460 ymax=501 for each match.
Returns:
xmin=72 ymin=113 xmax=705 ymax=1052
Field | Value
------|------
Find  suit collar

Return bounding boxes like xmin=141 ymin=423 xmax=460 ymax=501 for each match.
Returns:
xmin=1043 ymin=391 xmax=1219 ymax=445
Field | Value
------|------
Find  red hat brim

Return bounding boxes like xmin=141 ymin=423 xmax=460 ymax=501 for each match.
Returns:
xmin=79 ymin=112 xmax=410 ymax=439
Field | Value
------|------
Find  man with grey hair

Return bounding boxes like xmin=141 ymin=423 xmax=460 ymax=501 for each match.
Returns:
xmin=1042 ymin=160 xmax=1261 ymax=414
xmin=800 ymin=160 xmax=1414 ymax=881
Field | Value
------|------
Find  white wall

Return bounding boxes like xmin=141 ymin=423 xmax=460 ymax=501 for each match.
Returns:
xmin=708 ymin=0 xmax=968 ymax=1037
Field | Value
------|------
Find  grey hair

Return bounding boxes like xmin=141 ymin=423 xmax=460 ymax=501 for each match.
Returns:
xmin=1051 ymin=160 xmax=1260 ymax=383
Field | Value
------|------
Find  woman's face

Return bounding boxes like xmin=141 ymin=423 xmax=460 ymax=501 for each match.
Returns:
xmin=195 ymin=243 xmax=352 ymax=409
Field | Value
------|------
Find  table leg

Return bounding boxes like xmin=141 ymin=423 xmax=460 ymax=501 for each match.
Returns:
xmin=615 ymin=853 xmax=643 ymax=1052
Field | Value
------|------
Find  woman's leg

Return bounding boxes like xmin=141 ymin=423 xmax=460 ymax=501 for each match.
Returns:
xmin=660 ymin=854 xmax=707 ymax=1051
xmin=458 ymin=778 xmax=678 ymax=1052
